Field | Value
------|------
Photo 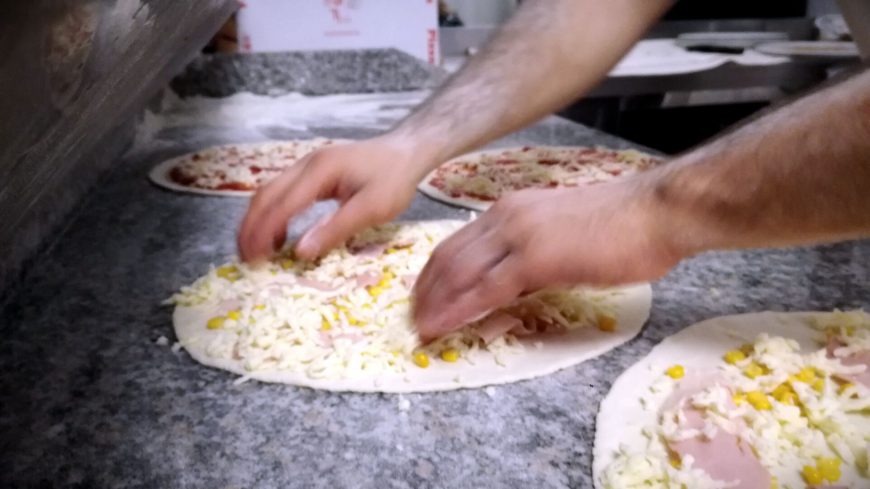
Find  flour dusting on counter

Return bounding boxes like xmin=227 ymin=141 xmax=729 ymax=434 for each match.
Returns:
xmin=130 ymin=90 xmax=429 ymax=154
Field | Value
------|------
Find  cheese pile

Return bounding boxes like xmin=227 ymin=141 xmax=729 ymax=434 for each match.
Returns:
xmin=601 ymin=310 xmax=870 ymax=489
xmin=168 ymin=221 xmax=615 ymax=382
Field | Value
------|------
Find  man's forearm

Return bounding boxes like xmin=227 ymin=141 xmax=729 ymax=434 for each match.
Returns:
xmin=653 ymin=69 xmax=870 ymax=255
xmin=391 ymin=0 xmax=672 ymax=172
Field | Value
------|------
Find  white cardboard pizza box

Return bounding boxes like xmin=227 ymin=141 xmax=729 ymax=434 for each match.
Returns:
xmin=237 ymin=0 xmax=440 ymax=65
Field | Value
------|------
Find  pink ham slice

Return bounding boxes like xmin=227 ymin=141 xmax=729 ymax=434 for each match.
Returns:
xmin=472 ymin=306 xmax=567 ymax=345
xmin=348 ymin=242 xmax=389 ymax=257
xmin=401 ymin=274 xmax=418 ymax=289
xmin=662 ymin=373 xmax=771 ymax=489
xmin=355 ymin=271 xmax=382 ymax=288
xmin=840 ymin=351 xmax=870 ymax=388
xmin=473 ymin=312 xmax=522 ymax=345
xmin=826 ymin=337 xmax=870 ymax=388
xmin=219 ymin=299 xmax=242 ymax=313
xmin=296 ymin=277 xmax=335 ymax=292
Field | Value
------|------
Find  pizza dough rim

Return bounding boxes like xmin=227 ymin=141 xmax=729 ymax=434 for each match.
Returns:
xmin=148 ymin=139 xmax=350 ymax=197
xmin=173 ymin=282 xmax=652 ymax=393
xmin=591 ymin=311 xmax=835 ymax=489
xmin=417 ymin=145 xmax=659 ymax=211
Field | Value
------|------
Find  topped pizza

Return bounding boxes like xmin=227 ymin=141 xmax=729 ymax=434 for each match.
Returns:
xmin=149 ymin=138 xmax=347 ymax=196
xmin=419 ymin=145 xmax=663 ymax=210
xmin=167 ymin=220 xmax=652 ymax=392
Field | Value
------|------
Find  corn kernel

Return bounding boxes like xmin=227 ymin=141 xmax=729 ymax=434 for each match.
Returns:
xmin=280 ymin=259 xmax=294 ymax=270
xmin=227 ymin=310 xmax=241 ymax=321
xmin=385 ymin=248 xmax=397 ymax=254
xmin=440 ymin=348 xmax=460 ymax=363
xmin=812 ymin=378 xmax=825 ymax=393
xmin=771 ymin=383 xmax=794 ymax=402
xmin=413 ymin=351 xmax=430 ymax=368
xmin=743 ymin=362 xmax=766 ymax=379
xmin=779 ymin=392 xmax=797 ymax=405
xmin=206 ymin=316 xmax=225 ymax=329
xmin=802 ymin=465 xmax=823 ymax=485
xmin=666 ymin=365 xmax=685 ymax=379
xmin=597 ymin=314 xmax=617 ymax=332
xmin=739 ymin=343 xmax=754 ymax=355
xmin=348 ymin=316 xmax=361 ymax=326
xmin=724 ymin=350 xmax=746 ymax=365
xmin=817 ymin=457 xmax=841 ymax=482
xmin=668 ymin=453 xmax=681 ymax=469
xmin=367 ymin=286 xmax=383 ymax=298
xmin=795 ymin=367 xmax=816 ymax=383
xmin=216 ymin=265 xmax=240 ymax=281
xmin=769 ymin=476 xmax=778 ymax=489
xmin=320 ymin=318 xmax=331 ymax=331
xmin=732 ymin=393 xmax=746 ymax=406
xmin=746 ymin=391 xmax=772 ymax=410
xmin=254 ymin=304 xmax=266 ymax=310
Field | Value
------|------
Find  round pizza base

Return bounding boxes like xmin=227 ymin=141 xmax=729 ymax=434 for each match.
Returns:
xmin=148 ymin=156 xmax=254 ymax=197
xmin=148 ymin=139 xmax=349 ymax=197
xmin=418 ymin=177 xmax=492 ymax=211
xmin=174 ymin=283 xmax=652 ymax=393
xmin=418 ymin=146 xmax=657 ymax=212
xmin=592 ymin=311 xmax=830 ymax=488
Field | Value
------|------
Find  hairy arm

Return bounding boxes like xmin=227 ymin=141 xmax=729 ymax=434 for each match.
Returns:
xmin=658 ymin=69 xmax=870 ymax=254
xmin=398 ymin=0 xmax=674 ymax=168
xmin=414 ymin=69 xmax=870 ymax=340
xmin=237 ymin=0 xmax=672 ymax=261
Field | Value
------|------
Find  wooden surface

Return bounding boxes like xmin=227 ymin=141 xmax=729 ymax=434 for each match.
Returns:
xmin=0 ymin=0 xmax=237 ymax=299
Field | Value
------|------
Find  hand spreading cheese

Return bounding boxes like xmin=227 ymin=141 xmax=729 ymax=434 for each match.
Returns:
xmin=237 ymin=0 xmax=870 ymax=342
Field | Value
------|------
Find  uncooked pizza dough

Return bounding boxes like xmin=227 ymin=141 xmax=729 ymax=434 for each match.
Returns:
xmin=419 ymin=145 xmax=661 ymax=211
xmin=168 ymin=220 xmax=652 ymax=392
xmin=148 ymin=138 xmax=348 ymax=197
xmin=594 ymin=310 xmax=870 ymax=489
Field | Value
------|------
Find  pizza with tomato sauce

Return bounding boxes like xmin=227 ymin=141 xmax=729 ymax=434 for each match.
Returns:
xmin=148 ymin=139 xmax=347 ymax=196
xmin=418 ymin=146 xmax=662 ymax=210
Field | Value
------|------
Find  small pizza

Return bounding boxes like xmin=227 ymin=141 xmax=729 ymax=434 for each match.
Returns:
xmin=149 ymin=139 xmax=347 ymax=196
xmin=419 ymin=146 xmax=662 ymax=210
xmin=594 ymin=310 xmax=870 ymax=489
xmin=167 ymin=220 xmax=652 ymax=392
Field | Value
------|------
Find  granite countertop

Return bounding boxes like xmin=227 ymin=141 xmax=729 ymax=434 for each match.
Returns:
xmin=2 ymin=51 xmax=869 ymax=489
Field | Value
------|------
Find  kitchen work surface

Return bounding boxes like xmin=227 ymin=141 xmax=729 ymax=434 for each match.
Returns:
xmin=2 ymin=55 xmax=870 ymax=489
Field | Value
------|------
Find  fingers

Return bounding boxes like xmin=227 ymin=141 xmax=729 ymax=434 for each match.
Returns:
xmin=416 ymin=254 xmax=524 ymax=343
xmin=238 ymin=156 xmax=330 ymax=262
xmin=295 ymin=187 xmax=393 ymax=259
xmin=413 ymin=215 xmax=494 ymax=296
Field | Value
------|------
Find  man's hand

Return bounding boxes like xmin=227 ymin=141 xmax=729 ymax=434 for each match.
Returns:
xmin=236 ymin=0 xmax=669 ymax=265
xmin=413 ymin=179 xmax=684 ymax=342
xmin=238 ymin=136 xmax=434 ymax=262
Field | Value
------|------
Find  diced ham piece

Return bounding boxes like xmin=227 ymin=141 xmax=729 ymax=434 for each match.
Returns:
xmin=473 ymin=312 xmax=522 ymax=345
xmin=296 ymin=277 xmax=335 ymax=292
xmin=662 ymin=373 xmax=771 ymax=489
xmin=348 ymin=242 xmax=389 ymax=257
xmin=401 ymin=274 xmax=418 ymax=288
xmin=840 ymin=351 xmax=870 ymax=388
xmin=355 ymin=271 xmax=382 ymax=288
xmin=826 ymin=336 xmax=870 ymax=388
xmin=219 ymin=299 xmax=242 ymax=313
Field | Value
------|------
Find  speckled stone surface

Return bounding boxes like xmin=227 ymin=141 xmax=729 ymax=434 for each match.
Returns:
xmin=2 ymin=92 xmax=870 ymax=489
xmin=171 ymin=49 xmax=447 ymax=98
